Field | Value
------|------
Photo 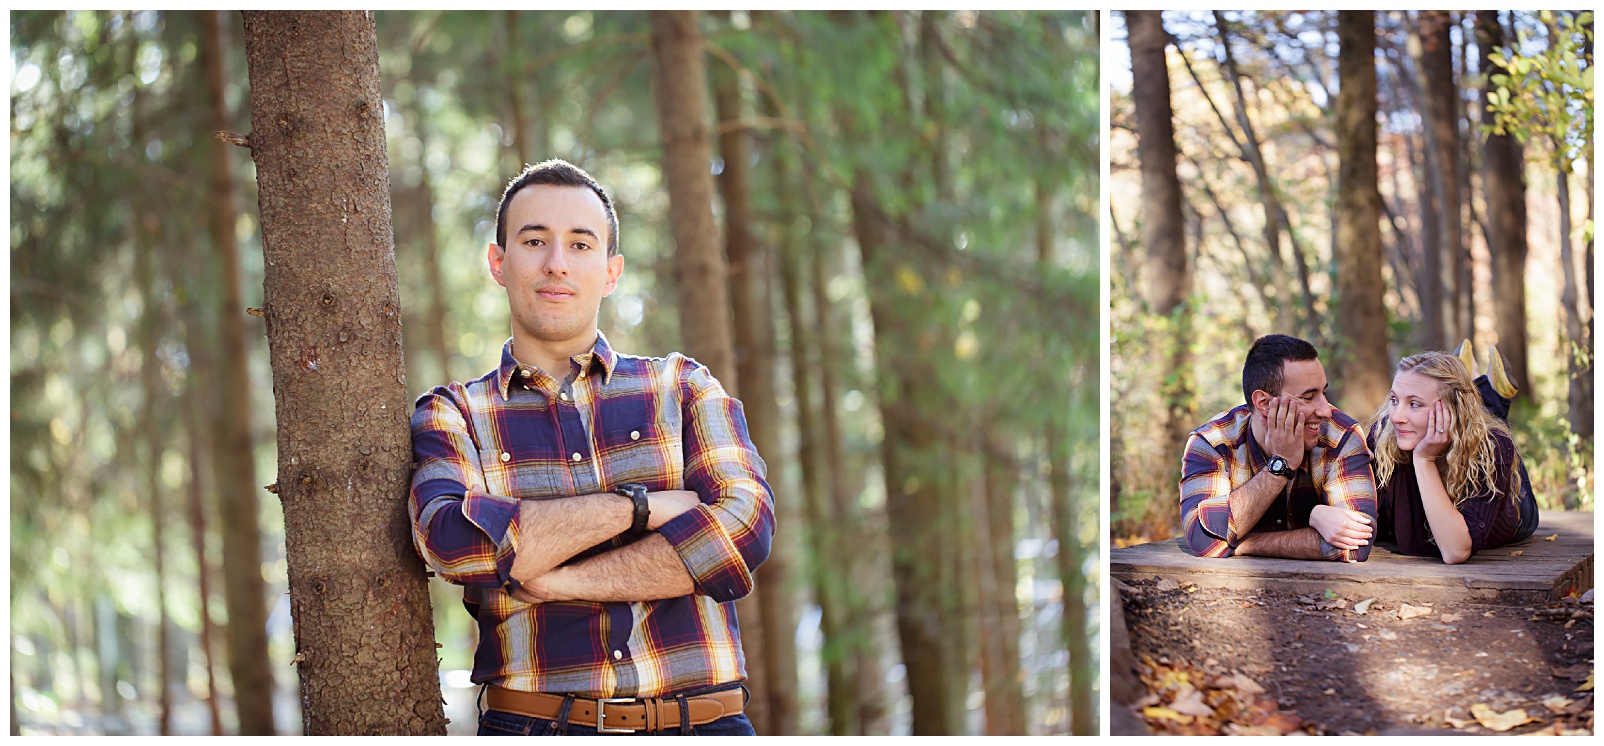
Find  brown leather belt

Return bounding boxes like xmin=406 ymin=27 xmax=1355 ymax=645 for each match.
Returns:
xmin=486 ymin=685 xmax=744 ymax=733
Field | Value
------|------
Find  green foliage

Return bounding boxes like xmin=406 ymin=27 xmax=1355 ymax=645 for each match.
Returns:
xmin=1484 ymin=11 xmax=1594 ymax=171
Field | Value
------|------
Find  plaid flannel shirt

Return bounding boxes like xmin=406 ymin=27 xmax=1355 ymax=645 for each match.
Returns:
xmin=409 ymin=334 xmax=774 ymax=697
xmin=1179 ymin=404 xmax=1377 ymax=561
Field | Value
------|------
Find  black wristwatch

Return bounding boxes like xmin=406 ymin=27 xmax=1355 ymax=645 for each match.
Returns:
xmin=1265 ymin=456 xmax=1295 ymax=479
xmin=616 ymin=483 xmax=649 ymax=534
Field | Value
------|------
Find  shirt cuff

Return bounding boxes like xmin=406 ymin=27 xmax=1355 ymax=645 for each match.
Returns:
xmin=460 ymin=488 xmax=522 ymax=591
xmin=658 ymin=506 xmax=753 ymax=603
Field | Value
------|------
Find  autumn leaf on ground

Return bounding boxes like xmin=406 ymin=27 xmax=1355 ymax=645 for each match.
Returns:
xmin=1143 ymin=706 xmax=1191 ymax=724
xmin=1353 ymin=597 xmax=1375 ymax=615
xmin=1219 ymin=672 xmax=1265 ymax=695
xmin=1323 ymin=588 xmax=1338 ymax=600
xmin=1398 ymin=603 xmax=1433 ymax=620
xmin=1577 ymin=673 xmax=1593 ymax=692
xmin=1542 ymin=695 xmax=1573 ymax=712
xmin=1509 ymin=550 xmax=1524 ymax=556
xmin=1440 ymin=613 xmax=1462 ymax=623
xmin=1443 ymin=709 xmax=1475 ymax=729
xmin=1552 ymin=665 xmax=1592 ymax=681
xmin=1470 ymin=703 xmax=1537 ymax=732
xmin=1170 ymin=687 xmax=1215 ymax=717
xmin=1544 ymin=533 xmax=1558 ymax=541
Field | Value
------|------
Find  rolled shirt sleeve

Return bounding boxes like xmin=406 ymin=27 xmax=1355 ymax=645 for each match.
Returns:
xmin=657 ymin=363 xmax=775 ymax=603
xmin=1179 ymin=432 xmax=1238 ymax=558
xmin=409 ymin=386 xmax=523 ymax=591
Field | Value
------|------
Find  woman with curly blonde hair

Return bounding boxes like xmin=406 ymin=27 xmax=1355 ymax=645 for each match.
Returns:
xmin=1366 ymin=348 xmax=1538 ymax=564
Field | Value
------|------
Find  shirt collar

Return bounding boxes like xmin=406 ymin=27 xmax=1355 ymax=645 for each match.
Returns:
xmin=495 ymin=332 xmax=620 ymax=400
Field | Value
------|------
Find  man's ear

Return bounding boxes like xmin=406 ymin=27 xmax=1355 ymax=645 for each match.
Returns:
xmin=488 ymin=242 xmax=507 ymax=287
xmin=602 ymin=253 xmax=624 ymax=296
xmin=1250 ymin=389 xmax=1274 ymax=413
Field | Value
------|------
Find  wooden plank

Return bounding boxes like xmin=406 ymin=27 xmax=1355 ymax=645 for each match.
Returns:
xmin=1112 ymin=510 xmax=1594 ymax=604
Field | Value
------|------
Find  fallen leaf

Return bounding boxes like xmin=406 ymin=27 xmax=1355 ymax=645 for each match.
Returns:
xmin=1440 ymin=613 xmax=1462 ymax=623
xmin=1170 ymin=689 xmax=1215 ymax=717
xmin=1577 ymin=673 xmax=1593 ymax=692
xmin=1551 ymin=665 xmax=1592 ymax=681
xmin=1155 ymin=578 xmax=1179 ymax=592
xmin=1562 ymin=693 xmax=1592 ymax=714
xmin=1544 ymin=533 xmax=1558 ymax=541
xmin=1509 ymin=550 xmax=1525 ymax=556
xmin=1222 ymin=673 xmax=1265 ymax=695
xmin=1323 ymin=588 xmax=1338 ymax=600
xmin=1143 ymin=706 xmax=1191 ymax=724
xmin=1444 ymin=709 xmax=1475 ymax=729
xmin=1353 ymin=597 xmax=1375 ymax=615
xmin=1261 ymin=713 xmax=1302 ymax=734
xmin=1399 ymin=603 xmax=1433 ymax=620
xmin=1470 ymin=703 xmax=1536 ymax=732
xmin=1542 ymin=695 xmax=1572 ymax=713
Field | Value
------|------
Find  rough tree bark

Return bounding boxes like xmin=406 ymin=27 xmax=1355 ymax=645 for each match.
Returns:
xmin=240 ymin=10 xmax=446 ymax=735
xmin=1126 ymin=10 xmax=1193 ymax=486
xmin=1475 ymin=11 xmax=1532 ymax=396
xmin=1412 ymin=11 xmax=1464 ymax=348
xmin=199 ymin=10 xmax=276 ymax=734
xmin=1334 ymin=11 xmax=1391 ymax=413
xmin=649 ymin=10 xmax=738 ymax=384
xmin=710 ymin=24 xmax=799 ymax=734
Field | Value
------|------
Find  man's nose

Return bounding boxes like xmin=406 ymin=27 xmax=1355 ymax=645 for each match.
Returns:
xmin=542 ymin=247 xmax=569 ymax=276
xmin=1312 ymin=394 xmax=1333 ymax=419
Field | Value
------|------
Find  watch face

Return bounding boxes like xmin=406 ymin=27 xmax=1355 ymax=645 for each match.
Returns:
xmin=1268 ymin=457 xmax=1287 ymax=473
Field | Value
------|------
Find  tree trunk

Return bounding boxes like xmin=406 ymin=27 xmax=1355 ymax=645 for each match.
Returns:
xmin=136 ymin=199 xmax=174 ymax=737
xmin=1557 ymin=169 xmax=1591 ymax=440
xmin=710 ymin=29 xmax=798 ymax=735
xmin=1212 ymin=13 xmax=1318 ymax=333
xmin=649 ymin=11 xmax=738 ymax=386
xmin=1126 ymin=10 xmax=1193 ymax=476
xmin=185 ymin=383 xmax=225 ymax=735
xmin=1412 ymin=11 xmax=1463 ymax=348
xmin=1334 ymin=11 xmax=1390 ymax=413
xmin=977 ymin=422 xmax=1024 ymax=735
xmin=241 ymin=10 xmax=447 ymax=735
xmin=851 ymin=183 xmax=959 ymax=735
xmin=1475 ymin=11 xmax=1532 ymax=396
xmin=200 ymin=10 xmax=276 ymax=734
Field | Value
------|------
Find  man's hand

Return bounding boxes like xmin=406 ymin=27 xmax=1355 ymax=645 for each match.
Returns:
xmin=1309 ymin=504 xmax=1372 ymax=551
xmin=647 ymin=489 xmax=701 ymax=530
xmin=1259 ymin=396 xmax=1307 ymax=470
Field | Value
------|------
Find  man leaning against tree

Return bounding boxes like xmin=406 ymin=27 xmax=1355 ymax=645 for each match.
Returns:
xmin=408 ymin=159 xmax=772 ymax=736
xmin=1179 ymin=334 xmax=1378 ymax=562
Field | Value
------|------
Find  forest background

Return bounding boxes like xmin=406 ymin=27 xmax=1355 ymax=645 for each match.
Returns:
xmin=8 ymin=10 xmax=1099 ymax=736
xmin=1109 ymin=10 xmax=1595 ymax=542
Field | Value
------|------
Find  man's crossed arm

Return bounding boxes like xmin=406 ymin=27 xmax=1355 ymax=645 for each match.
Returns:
xmin=509 ymin=491 xmax=699 ymax=604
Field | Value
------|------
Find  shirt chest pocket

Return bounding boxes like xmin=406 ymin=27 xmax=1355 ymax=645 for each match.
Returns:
xmin=598 ymin=421 xmax=683 ymax=492
xmin=477 ymin=446 xmax=565 ymax=499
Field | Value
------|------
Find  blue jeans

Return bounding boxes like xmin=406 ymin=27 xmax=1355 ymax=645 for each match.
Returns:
xmin=476 ymin=685 xmax=755 ymax=736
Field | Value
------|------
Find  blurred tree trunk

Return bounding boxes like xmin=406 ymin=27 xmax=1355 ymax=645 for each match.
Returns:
xmin=136 ymin=200 xmax=174 ymax=737
xmin=1126 ymin=10 xmax=1192 ymax=515
xmin=851 ymin=180 xmax=959 ymax=735
xmin=767 ymin=47 xmax=864 ymax=733
xmin=1412 ymin=11 xmax=1463 ymax=348
xmin=1475 ymin=11 xmax=1532 ymax=396
xmin=241 ymin=10 xmax=447 ymax=735
xmin=505 ymin=10 xmax=533 ymax=168
xmin=1334 ymin=11 xmax=1390 ymax=413
xmin=709 ymin=17 xmax=796 ymax=732
xmin=649 ymin=10 xmax=738 ymax=383
xmin=1557 ymin=167 xmax=1590 ymax=440
xmin=1038 ymin=178 xmax=1094 ymax=736
xmin=200 ymin=10 xmax=277 ymax=734
xmin=185 ymin=385 xmax=225 ymax=735
xmin=1213 ymin=13 xmax=1318 ymax=332
xmin=414 ymin=118 xmax=453 ymax=385
xmin=977 ymin=423 xmax=1024 ymax=735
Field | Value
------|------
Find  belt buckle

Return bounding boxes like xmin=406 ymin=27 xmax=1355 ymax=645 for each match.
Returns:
xmin=595 ymin=697 xmax=636 ymax=734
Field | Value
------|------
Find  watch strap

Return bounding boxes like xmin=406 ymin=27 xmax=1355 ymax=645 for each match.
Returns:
xmin=616 ymin=483 xmax=649 ymax=534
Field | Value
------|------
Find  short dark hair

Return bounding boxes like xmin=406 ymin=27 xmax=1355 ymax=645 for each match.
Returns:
xmin=1242 ymin=334 xmax=1319 ymax=404
xmin=495 ymin=159 xmax=619 ymax=256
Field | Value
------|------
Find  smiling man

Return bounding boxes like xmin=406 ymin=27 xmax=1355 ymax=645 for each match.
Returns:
xmin=408 ymin=160 xmax=772 ymax=735
xmin=1178 ymin=334 xmax=1379 ymax=561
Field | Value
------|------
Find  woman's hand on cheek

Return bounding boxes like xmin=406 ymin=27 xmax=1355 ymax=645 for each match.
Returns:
xmin=1413 ymin=400 xmax=1452 ymax=464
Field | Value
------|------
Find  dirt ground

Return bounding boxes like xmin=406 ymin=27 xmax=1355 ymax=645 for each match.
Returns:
xmin=1118 ymin=577 xmax=1595 ymax=736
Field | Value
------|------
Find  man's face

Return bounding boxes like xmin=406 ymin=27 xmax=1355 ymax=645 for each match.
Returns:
xmin=1387 ymin=370 xmax=1443 ymax=452
xmin=1259 ymin=358 xmax=1333 ymax=449
xmin=488 ymin=184 xmax=623 ymax=352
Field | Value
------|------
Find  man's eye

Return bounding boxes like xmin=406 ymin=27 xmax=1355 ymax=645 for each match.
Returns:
xmin=574 ymin=243 xmax=591 ymax=251
xmin=526 ymin=238 xmax=544 ymax=247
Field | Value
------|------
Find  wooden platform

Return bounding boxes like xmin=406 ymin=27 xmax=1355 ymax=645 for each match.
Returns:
xmin=1112 ymin=510 xmax=1594 ymax=605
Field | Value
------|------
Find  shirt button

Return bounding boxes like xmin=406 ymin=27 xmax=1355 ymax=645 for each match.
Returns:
xmin=613 ymin=650 xmax=623 ymax=660
xmin=572 ymin=452 xmax=582 ymax=462
xmin=500 ymin=452 xmax=511 ymax=462
xmin=520 ymin=369 xmax=532 ymax=378
xmin=631 ymin=430 xmax=641 ymax=441
xmin=559 ymin=392 xmax=571 ymax=402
